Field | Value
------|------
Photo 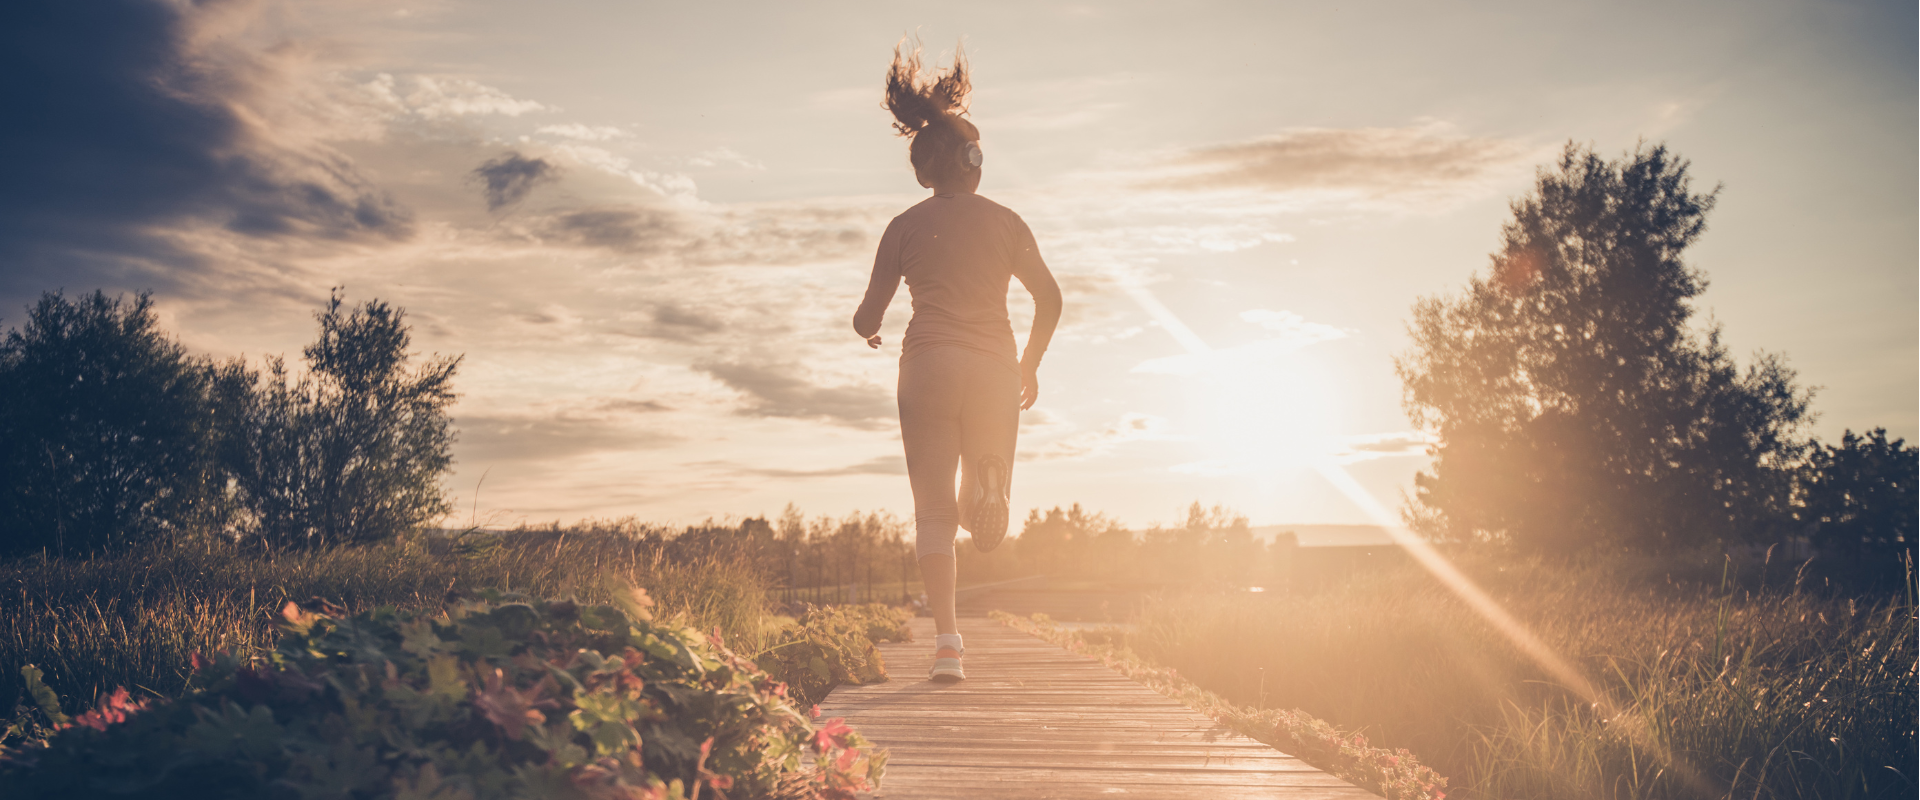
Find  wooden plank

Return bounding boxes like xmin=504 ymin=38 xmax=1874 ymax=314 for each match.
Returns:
xmin=820 ymin=615 xmax=1370 ymax=799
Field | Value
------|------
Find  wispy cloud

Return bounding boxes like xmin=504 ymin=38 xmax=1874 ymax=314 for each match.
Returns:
xmin=624 ymin=304 xmax=726 ymax=341
xmin=1021 ymin=412 xmax=1174 ymax=461
xmin=458 ymin=412 xmax=679 ymax=463
xmin=364 ymin=74 xmax=549 ymax=120
xmin=1131 ymin=309 xmax=1348 ymax=376
xmin=1239 ymin=309 xmax=1348 ymax=347
xmin=1130 ymin=122 xmax=1536 ymax=209
xmin=724 ymin=455 xmax=907 ymax=479
xmin=537 ymin=123 xmax=629 ymax=141
xmin=1335 ymin=431 xmax=1435 ymax=463
xmin=687 ymin=147 xmax=763 ymax=169
xmin=693 ymin=360 xmax=893 ymax=428
xmin=528 ymin=202 xmax=878 ymax=267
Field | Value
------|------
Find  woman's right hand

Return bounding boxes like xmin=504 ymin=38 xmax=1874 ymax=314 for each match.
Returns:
xmin=1020 ymin=367 xmax=1039 ymax=410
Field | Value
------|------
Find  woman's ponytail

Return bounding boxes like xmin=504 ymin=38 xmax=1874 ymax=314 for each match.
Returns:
xmin=883 ymin=39 xmax=981 ymax=184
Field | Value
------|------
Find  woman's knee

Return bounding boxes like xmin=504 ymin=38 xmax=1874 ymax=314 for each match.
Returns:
xmin=914 ymin=508 xmax=959 ymax=559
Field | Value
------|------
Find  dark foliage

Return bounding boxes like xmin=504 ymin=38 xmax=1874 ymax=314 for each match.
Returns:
xmin=1396 ymin=143 xmax=1815 ymax=553
xmin=0 ymin=288 xmax=459 ymax=555
xmin=1802 ymin=428 xmax=1917 ymax=561
xmin=221 ymin=290 xmax=460 ymax=548
xmin=0 ymin=291 xmax=227 ymax=557
xmin=0 ymin=594 xmax=882 ymax=799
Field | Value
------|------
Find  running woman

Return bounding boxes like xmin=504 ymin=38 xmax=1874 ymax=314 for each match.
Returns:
xmin=853 ymin=43 xmax=1062 ymax=683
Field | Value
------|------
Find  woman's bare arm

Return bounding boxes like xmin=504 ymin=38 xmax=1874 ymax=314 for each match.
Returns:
xmin=1014 ymin=261 xmax=1062 ymax=409
xmin=853 ymin=222 xmax=903 ymax=347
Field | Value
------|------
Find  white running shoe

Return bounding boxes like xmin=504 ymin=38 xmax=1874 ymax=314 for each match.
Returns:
xmin=966 ymin=454 xmax=1009 ymax=552
xmin=929 ymin=644 xmax=965 ymax=682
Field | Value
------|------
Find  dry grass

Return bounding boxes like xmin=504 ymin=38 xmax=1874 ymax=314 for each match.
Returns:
xmin=1124 ymin=554 xmax=1916 ymax=799
xmin=1 ymin=527 xmax=771 ymax=713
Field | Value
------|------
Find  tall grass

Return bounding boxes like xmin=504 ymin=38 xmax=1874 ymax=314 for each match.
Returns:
xmin=1 ymin=526 xmax=771 ymax=714
xmin=1125 ymin=555 xmax=1916 ymax=799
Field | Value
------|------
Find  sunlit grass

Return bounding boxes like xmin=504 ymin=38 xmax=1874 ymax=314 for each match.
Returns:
xmin=0 ymin=528 xmax=772 ymax=712
xmin=1122 ymin=555 xmax=1916 ymax=799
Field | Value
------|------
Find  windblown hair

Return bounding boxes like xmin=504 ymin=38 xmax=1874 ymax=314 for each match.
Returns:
xmin=883 ymin=40 xmax=981 ymax=185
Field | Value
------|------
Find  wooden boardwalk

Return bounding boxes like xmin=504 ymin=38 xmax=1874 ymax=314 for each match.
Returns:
xmin=818 ymin=616 xmax=1372 ymax=799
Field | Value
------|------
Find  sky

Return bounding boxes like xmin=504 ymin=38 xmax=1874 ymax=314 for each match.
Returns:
xmin=2 ymin=0 xmax=1913 ymax=530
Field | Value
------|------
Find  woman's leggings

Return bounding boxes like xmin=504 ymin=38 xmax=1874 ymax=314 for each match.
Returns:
xmin=898 ymin=346 xmax=1021 ymax=560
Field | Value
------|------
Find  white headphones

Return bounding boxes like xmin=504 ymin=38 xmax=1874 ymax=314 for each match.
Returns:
xmin=962 ymin=140 xmax=983 ymax=169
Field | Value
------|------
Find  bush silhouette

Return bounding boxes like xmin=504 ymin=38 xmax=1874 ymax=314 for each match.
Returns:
xmin=1803 ymin=427 xmax=1917 ymax=561
xmin=0 ymin=291 xmax=228 ymax=557
xmin=221 ymin=290 xmax=460 ymax=548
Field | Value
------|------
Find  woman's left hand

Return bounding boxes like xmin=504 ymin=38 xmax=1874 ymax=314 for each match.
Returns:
xmin=866 ymin=335 xmax=883 ymax=349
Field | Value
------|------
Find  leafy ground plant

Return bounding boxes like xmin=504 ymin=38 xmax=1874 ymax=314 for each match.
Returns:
xmin=1 ymin=590 xmax=884 ymax=800
xmin=994 ymin=611 xmax=1448 ymax=800
xmin=754 ymin=604 xmax=913 ymax=708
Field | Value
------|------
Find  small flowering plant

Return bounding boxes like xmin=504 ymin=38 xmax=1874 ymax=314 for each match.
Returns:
xmin=995 ymin=611 xmax=1446 ymax=800
xmin=2 ymin=590 xmax=884 ymax=799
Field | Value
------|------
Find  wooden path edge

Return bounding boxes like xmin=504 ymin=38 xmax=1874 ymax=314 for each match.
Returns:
xmin=818 ymin=615 xmax=1375 ymax=799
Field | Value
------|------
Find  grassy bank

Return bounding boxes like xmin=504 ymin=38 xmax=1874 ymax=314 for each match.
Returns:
xmin=1 ymin=526 xmax=775 ymax=714
xmin=1121 ymin=555 xmax=1915 ymax=799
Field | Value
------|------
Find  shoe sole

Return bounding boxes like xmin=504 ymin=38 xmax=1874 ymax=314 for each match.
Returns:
xmin=970 ymin=455 xmax=1009 ymax=553
xmin=929 ymin=654 xmax=965 ymax=682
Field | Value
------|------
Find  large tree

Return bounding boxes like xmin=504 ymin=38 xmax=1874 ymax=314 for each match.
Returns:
xmin=223 ymin=291 xmax=460 ymax=548
xmin=0 ymin=292 xmax=228 ymax=556
xmin=1396 ymin=144 xmax=1813 ymax=553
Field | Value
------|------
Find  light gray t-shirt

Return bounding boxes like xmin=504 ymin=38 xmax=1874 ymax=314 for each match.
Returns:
xmin=854 ymin=193 xmax=1048 ymax=369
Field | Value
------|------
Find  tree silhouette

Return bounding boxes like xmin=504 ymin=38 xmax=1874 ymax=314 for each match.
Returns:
xmin=0 ymin=291 xmax=227 ymax=556
xmin=222 ymin=291 xmax=460 ymax=548
xmin=1802 ymin=428 xmax=1917 ymax=560
xmin=1396 ymin=143 xmax=1814 ymax=553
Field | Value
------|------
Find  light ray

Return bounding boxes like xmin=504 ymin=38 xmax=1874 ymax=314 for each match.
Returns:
xmin=1121 ymin=279 xmax=1718 ymax=795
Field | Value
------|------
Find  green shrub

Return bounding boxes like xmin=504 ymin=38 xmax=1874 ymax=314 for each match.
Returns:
xmin=755 ymin=604 xmax=913 ymax=707
xmin=1 ymin=591 xmax=883 ymax=800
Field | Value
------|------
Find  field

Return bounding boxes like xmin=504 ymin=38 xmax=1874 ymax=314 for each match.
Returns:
xmin=1116 ymin=552 xmax=1916 ymax=799
xmin=1 ymin=524 xmax=781 ymax=716
xmin=5 ymin=517 xmax=1913 ymax=800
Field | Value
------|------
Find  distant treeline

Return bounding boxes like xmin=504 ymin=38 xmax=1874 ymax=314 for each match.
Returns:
xmin=0 ymin=289 xmax=457 ymax=558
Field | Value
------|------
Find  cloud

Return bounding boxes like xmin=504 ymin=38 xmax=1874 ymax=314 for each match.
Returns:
xmin=458 ymin=412 xmax=679 ymax=463
xmin=624 ymin=304 xmax=725 ymax=341
xmin=1239 ymin=309 xmax=1348 ymax=347
xmin=551 ymin=144 xmax=699 ymax=202
xmin=472 ymin=152 xmax=561 ymax=211
xmin=532 ymin=202 xmax=876 ymax=267
xmin=0 ymin=0 xmax=411 ymax=303
xmin=537 ymin=123 xmax=629 ymax=141
xmin=687 ymin=147 xmax=763 ymax=169
xmin=1131 ymin=309 xmax=1347 ymax=376
xmin=693 ymin=360 xmax=893 ymax=428
xmin=1021 ymin=413 xmax=1172 ymax=461
xmin=365 ymin=74 xmax=548 ymax=120
xmin=1336 ymin=431 xmax=1436 ymax=463
xmin=725 ymin=455 xmax=907 ymax=479
xmin=598 ymin=399 xmax=673 ymax=413
xmin=1142 ymin=122 xmax=1531 ymax=202
xmin=544 ymin=207 xmax=685 ymax=254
